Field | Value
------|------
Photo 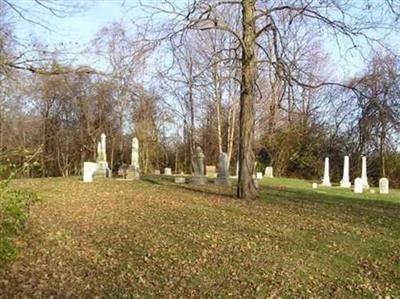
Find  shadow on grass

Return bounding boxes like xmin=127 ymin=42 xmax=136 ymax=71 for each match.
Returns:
xmin=143 ymin=175 xmax=400 ymax=221
xmin=261 ymin=184 xmax=400 ymax=218
xmin=141 ymin=175 xmax=237 ymax=198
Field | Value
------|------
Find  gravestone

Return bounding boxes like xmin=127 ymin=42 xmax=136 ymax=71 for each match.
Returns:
xmin=361 ymin=156 xmax=370 ymax=190
xmin=206 ymin=165 xmax=217 ymax=177
xmin=215 ymin=152 xmax=231 ymax=186
xmin=379 ymin=178 xmax=389 ymax=194
xmin=321 ymin=157 xmax=331 ymax=187
xmin=340 ymin=156 xmax=351 ymax=188
xmin=256 ymin=172 xmax=263 ymax=180
xmin=164 ymin=168 xmax=172 ymax=175
xmin=264 ymin=166 xmax=273 ymax=178
xmin=354 ymin=177 xmax=363 ymax=193
xmin=94 ymin=133 xmax=111 ymax=177
xmin=154 ymin=169 xmax=161 ymax=175
xmin=191 ymin=146 xmax=207 ymax=184
xmin=312 ymin=183 xmax=318 ymax=189
xmin=234 ymin=161 xmax=239 ymax=178
xmin=174 ymin=176 xmax=186 ymax=184
xmin=126 ymin=137 xmax=140 ymax=180
xmin=83 ymin=162 xmax=97 ymax=182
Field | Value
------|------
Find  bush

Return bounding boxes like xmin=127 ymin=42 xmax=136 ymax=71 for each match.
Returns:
xmin=0 ymin=182 xmax=37 ymax=267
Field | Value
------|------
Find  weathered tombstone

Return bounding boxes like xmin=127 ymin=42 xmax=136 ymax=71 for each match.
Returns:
xmin=174 ymin=176 xmax=186 ymax=184
xmin=312 ymin=183 xmax=318 ymax=189
xmin=215 ymin=152 xmax=231 ymax=186
xmin=354 ymin=177 xmax=363 ymax=193
xmin=264 ymin=166 xmax=273 ymax=178
xmin=154 ymin=169 xmax=161 ymax=175
xmin=361 ymin=156 xmax=370 ymax=190
xmin=126 ymin=137 xmax=140 ymax=180
xmin=206 ymin=165 xmax=217 ymax=177
xmin=94 ymin=133 xmax=111 ymax=178
xmin=321 ymin=157 xmax=331 ymax=187
xmin=340 ymin=156 xmax=351 ymax=188
xmin=256 ymin=172 xmax=263 ymax=180
xmin=164 ymin=167 xmax=172 ymax=175
xmin=379 ymin=178 xmax=389 ymax=194
xmin=83 ymin=162 xmax=97 ymax=182
xmin=191 ymin=146 xmax=207 ymax=184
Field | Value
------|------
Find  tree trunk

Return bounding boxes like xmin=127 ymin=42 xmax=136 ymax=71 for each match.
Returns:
xmin=237 ymin=0 xmax=257 ymax=199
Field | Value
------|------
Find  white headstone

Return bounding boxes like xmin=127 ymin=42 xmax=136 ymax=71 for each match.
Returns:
xmin=361 ymin=156 xmax=370 ymax=189
xmin=83 ymin=162 xmax=98 ymax=182
xmin=354 ymin=177 xmax=363 ymax=193
xmin=154 ymin=170 xmax=161 ymax=175
xmin=256 ymin=172 xmax=263 ymax=180
xmin=131 ymin=138 xmax=139 ymax=169
xmin=322 ymin=157 xmax=331 ymax=187
xmin=94 ymin=133 xmax=110 ymax=178
xmin=312 ymin=183 xmax=318 ymax=189
xmin=101 ymin=133 xmax=107 ymax=162
xmin=264 ymin=166 xmax=273 ymax=178
xmin=164 ymin=167 xmax=172 ymax=175
xmin=96 ymin=142 xmax=101 ymax=161
xmin=379 ymin=178 xmax=389 ymax=194
xmin=340 ymin=156 xmax=351 ymax=187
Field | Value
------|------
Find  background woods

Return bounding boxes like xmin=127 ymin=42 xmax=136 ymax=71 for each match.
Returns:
xmin=0 ymin=0 xmax=399 ymax=190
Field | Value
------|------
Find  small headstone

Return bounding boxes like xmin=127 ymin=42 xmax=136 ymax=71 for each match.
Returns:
xmin=164 ymin=168 xmax=172 ymax=175
xmin=154 ymin=170 xmax=161 ymax=175
xmin=206 ymin=165 xmax=217 ymax=178
xmin=379 ymin=178 xmax=389 ymax=194
xmin=321 ymin=157 xmax=331 ymax=187
xmin=264 ymin=166 xmax=273 ymax=178
xmin=215 ymin=152 xmax=231 ymax=186
xmin=312 ymin=183 xmax=318 ymax=189
xmin=174 ymin=176 xmax=186 ymax=184
xmin=256 ymin=172 xmax=263 ymax=180
xmin=191 ymin=146 xmax=207 ymax=184
xmin=83 ymin=162 xmax=97 ymax=183
xmin=354 ymin=177 xmax=363 ymax=193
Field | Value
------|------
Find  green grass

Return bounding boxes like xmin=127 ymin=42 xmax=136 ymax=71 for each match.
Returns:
xmin=0 ymin=182 xmax=37 ymax=267
xmin=0 ymin=176 xmax=399 ymax=298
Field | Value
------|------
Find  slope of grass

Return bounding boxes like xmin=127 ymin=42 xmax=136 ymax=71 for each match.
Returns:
xmin=0 ymin=176 xmax=399 ymax=298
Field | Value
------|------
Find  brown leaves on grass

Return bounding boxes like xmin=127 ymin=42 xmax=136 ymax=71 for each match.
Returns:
xmin=0 ymin=177 xmax=399 ymax=297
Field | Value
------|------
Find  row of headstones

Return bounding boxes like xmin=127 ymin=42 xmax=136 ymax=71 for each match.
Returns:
xmin=155 ymin=147 xmax=274 ymax=184
xmin=83 ymin=137 xmax=275 ymax=184
xmin=318 ymin=156 xmax=389 ymax=194
xmin=83 ymin=134 xmax=140 ymax=182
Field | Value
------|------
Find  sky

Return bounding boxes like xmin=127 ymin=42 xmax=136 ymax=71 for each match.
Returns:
xmin=10 ymin=0 xmax=400 ymax=80
xmin=15 ymin=1 xmax=134 ymax=52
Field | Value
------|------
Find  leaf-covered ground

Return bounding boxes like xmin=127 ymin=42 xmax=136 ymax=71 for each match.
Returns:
xmin=0 ymin=176 xmax=399 ymax=298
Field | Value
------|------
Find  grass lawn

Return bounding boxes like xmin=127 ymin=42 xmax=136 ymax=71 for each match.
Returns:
xmin=0 ymin=176 xmax=399 ymax=297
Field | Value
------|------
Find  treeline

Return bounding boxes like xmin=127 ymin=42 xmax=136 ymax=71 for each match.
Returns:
xmin=1 ymin=2 xmax=400 ymax=188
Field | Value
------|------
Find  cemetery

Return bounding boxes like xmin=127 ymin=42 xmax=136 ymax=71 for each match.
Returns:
xmin=1 ymin=1 xmax=400 ymax=298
